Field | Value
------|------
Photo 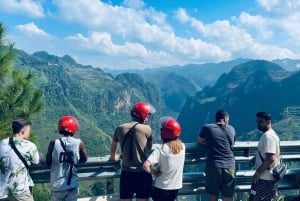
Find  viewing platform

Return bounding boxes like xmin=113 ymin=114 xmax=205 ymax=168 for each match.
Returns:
xmin=30 ymin=141 xmax=300 ymax=201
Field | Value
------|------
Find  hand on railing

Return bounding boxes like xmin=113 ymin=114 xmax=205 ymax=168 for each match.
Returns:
xmin=109 ymin=154 xmax=120 ymax=161
xmin=249 ymin=156 xmax=256 ymax=168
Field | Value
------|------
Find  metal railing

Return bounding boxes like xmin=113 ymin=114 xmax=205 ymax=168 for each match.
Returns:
xmin=30 ymin=141 xmax=300 ymax=200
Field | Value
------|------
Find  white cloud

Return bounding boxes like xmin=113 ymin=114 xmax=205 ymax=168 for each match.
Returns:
xmin=52 ymin=0 xmax=171 ymax=37
xmin=66 ymin=31 xmax=149 ymax=58
xmin=50 ymin=0 xmax=230 ymax=67
xmin=122 ymin=0 xmax=145 ymax=9
xmin=6 ymin=0 xmax=300 ymax=69
xmin=65 ymin=33 xmax=89 ymax=42
xmin=256 ymin=0 xmax=300 ymax=12
xmin=279 ymin=13 xmax=300 ymax=45
xmin=15 ymin=23 xmax=49 ymax=37
xmin=65 ymin=31 xmax=230 ymax=67
xmin=256 ymin=0 xmax=280 ymax=11
xmin=174 ymin=8 xmax=190 ymax=23
xmin=174 ymin=8 xmax=300 ymax=61
xmin=237 ymin=12 xmax=273 ymax=40
xmin=238 ymin=1 xmax=300 ymax=48
xmin=0 ymin=0 xmax=44 ymax=18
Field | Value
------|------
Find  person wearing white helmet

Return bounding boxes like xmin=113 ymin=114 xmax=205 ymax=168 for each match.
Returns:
xmin=143 ymin=117 xmax=185 ymax=201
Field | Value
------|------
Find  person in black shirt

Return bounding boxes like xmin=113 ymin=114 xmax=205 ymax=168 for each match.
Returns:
xmin=198 ymin=109 xmax=236 ymax=201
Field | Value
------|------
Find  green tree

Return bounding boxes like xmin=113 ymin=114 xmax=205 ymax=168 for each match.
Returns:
xmin=0 ymin=22 xmax=44 ymax=139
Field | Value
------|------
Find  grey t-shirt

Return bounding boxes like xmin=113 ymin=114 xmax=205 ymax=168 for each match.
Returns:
xmin=199 ymin=123 xmax=236 ymax=169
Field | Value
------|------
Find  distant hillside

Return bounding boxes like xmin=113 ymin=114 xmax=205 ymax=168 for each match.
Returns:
xmin=15 ymin=50 xmax=161 ymax=156
xmin=272 ymin=59 xmax=300 ymax=71
xmin=105 ymin=59 xmax=250 ymax=87
xmin=104 ymin=59 xmax=250 ymax=115
xmin=177 ymin=60 xmax=298 ymax=142
xmin=15 ymin=49 xmax=300 ymax=151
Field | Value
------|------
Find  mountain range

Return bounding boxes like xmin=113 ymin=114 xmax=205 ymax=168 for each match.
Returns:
xmin=16 ymin=50 xmax=161 ymax=155
xmin=177 ymin=60 xmax=300 ymax=142
xmin=14 ymin=49 xmax=300 ymax=154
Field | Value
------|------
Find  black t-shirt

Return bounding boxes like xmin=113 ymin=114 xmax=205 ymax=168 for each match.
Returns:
xmin=199 ymin=123 xmax=236 ymax=169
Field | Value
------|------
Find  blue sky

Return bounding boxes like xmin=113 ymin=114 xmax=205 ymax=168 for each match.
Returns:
xmin=1 ymin=0 xmax=300 ymax=69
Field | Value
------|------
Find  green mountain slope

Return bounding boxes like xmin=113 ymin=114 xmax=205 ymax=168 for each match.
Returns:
xmin=15 ymin=50 xmax=161 ymax=156
xmin=177 ymin=60 xmax=298 ymax=142
xmin=105 ymin=59 xmax=250 ymax=115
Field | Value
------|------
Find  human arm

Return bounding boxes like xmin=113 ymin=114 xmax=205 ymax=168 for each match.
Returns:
xmin=30 ymin=145 xmax=41 ymax=166
xmin=143 ymin=160 xmax=152 ymax=174
xmin=109 ymin=141 xmax=119 ymax=161
xmin=143 ymin=160 xmax=161 ymax=176
xmin=198 ymin=136 xmax=206 ymax=145
xmin=253 ymin=152 xmax=276 ymax=183
xmin=143 ymin=148 xmax=161 ymax=176
xmin=198 ymin=126 xmax=207 ymax=145
xmin=253 ymin=134 xmax=278 ymax=183
xmin=79 ymin=141 xmax=88 ymax=163
xmin=46 ymin=141 xmax=55 ymax=166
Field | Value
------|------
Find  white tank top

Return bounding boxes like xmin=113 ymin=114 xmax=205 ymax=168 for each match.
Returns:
xmin=50 ymin=136 xmax=80 ymax=191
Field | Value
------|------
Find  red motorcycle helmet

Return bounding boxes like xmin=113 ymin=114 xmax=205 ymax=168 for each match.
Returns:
xmin=160 ymin=117 xmax=181 ymax=140
xmin=58 ymin=116 xmax=78 ymax=135
xmin=131 ymin=102 xmax=156 ymax=121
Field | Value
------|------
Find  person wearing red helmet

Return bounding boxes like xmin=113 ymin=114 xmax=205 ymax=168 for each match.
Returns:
xmin=46 ymin=116 xmax=88 ymax=201
xmin=143 ymin=117 xmax=185 ymax=201
xmin=109 ymin=102 xmax=155 ymax=201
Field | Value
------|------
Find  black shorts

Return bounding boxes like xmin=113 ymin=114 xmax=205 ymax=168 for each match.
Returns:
xmin=205 ymin=166 xmax=235 ymax=197
xmin=120 ymin=170 xmax=152 ymax=199
xmin=152 ymin=187 xmax=179 ymax=201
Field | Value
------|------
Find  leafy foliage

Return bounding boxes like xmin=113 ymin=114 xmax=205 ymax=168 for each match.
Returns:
xmin=32 ymin=183 xmax=51 ymax=201
xmin=0 ymin=22 xmax=44 ymax=139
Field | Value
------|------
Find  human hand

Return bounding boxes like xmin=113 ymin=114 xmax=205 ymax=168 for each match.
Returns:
xmin=252 ymin=171 xmax=260 ymax=184
xmin=109 ymin=154 xmax=119 ymax=161
xmin=249 ymin=156 xmax=256 ymax=168
xmin=151 ymin=165 xmax=162 ymax=177
xmin=151 ymin=169 xmax=162 ymax=177
xmin=39 ymin=152 xmax=46 ymax=165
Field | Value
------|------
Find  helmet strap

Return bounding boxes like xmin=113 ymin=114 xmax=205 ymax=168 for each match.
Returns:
xmin=132 ymin=116 xmax=144 ymax=124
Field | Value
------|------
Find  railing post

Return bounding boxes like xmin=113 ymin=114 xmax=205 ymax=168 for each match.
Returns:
xmin=106 ymin=178 xmax=114 ymax=194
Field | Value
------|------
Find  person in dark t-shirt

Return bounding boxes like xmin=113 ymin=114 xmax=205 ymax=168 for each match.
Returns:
xmin=198 ymin=109 xmax=236 ymax=201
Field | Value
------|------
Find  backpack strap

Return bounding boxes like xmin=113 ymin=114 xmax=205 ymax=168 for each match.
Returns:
xmin=132 ymin=126 xmax=148 ymax=162
xmin=135 ymin=139 xmax=148 ymax=162
xmin=59 ymin=138 xmax=66 ymax=151
xmin=121 ymin=123 xmax=139 ymax=154
xmin=59 ymin=138 xmax=73 ymax=185
xmin=9 ymin=137 xmax=29 ymax=170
